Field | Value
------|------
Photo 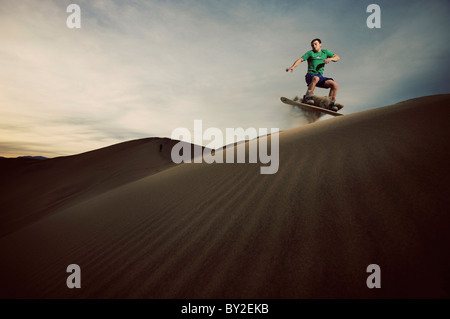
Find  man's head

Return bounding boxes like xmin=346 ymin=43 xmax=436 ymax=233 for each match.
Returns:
xmin=311 ymin=38 xmax=322 ymax=52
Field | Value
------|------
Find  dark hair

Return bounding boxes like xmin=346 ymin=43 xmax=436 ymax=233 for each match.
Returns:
xmin=311 ymin=38 xmax=322 ymax=45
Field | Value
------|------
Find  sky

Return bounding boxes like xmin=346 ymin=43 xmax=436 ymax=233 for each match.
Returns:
xmin=1 ymin=0 xmax=449 ymax=157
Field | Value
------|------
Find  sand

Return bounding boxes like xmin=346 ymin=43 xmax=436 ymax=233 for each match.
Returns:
xmin=0 ymin=94 xmax=449 ymax=298
xmin=0 ymin=138 xmax=203 ymax=238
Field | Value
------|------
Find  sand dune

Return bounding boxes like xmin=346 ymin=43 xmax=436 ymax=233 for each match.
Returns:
xmin=0 ymin=138 xmax=203 ymax=238
xmin=1 ymin=95 xmax=449 ymax=298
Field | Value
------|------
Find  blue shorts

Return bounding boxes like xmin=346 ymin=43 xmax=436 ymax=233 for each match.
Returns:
xmin=305 ymin=73 xmax=334 ymax=88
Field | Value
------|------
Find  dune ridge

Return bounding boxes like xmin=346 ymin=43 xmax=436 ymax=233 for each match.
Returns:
xmin=0 ymin=95 xmax=449 ymax=298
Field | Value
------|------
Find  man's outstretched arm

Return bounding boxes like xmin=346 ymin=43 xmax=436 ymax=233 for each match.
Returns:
xmin=286 ymin=58 xmax=304 ymax=72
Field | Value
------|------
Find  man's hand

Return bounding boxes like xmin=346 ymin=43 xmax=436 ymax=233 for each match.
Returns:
xmin=325 ymin=55 xmax=339 ymax=64
xmin=286 ymin=67 xmax=295 ymax=72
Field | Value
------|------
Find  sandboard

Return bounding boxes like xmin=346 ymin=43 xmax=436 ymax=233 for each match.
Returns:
xmin=280 ymin=97 xmax=343 ymax=116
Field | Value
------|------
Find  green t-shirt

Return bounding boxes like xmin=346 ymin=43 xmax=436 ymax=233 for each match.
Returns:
xmin=301 ymin=49 xmax=335 ymax=75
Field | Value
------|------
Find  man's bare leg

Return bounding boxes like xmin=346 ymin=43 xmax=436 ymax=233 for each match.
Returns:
xmin=308 ymin=76 xmax=319 ymax=93
xmin=324 ymin=80 xmax=338 ymax=99
xmin=324 ymin=80 xmax=339 ymax=110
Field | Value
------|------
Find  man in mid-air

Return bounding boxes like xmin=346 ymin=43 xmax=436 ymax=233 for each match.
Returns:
xmin=286 ymin=38 xmax=340 ymax=111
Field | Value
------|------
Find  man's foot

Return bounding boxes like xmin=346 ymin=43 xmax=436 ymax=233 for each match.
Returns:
xmin=304 ymin=94 xmax=314 ymax=105
xmin=329 ymin=99 xmax=338 ymax=112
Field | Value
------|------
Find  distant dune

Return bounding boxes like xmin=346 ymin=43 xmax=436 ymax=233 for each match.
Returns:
xmin=0 ymin=138 xmax=205 ymax=238
xmin=0 ymin=95 xmax=449 ymax=298
xmin=17 ymin=156 xmax=48 ymax=160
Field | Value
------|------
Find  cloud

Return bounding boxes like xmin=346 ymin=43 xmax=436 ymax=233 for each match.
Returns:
xmin=0 ymin=0 xmax=303 ymax=156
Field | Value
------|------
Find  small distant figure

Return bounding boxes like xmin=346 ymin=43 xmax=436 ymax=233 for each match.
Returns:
xmin=159 ymin=144 xmax=163 ymax=152
xmin=286 ymin=38 xmax=340 ymax=111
